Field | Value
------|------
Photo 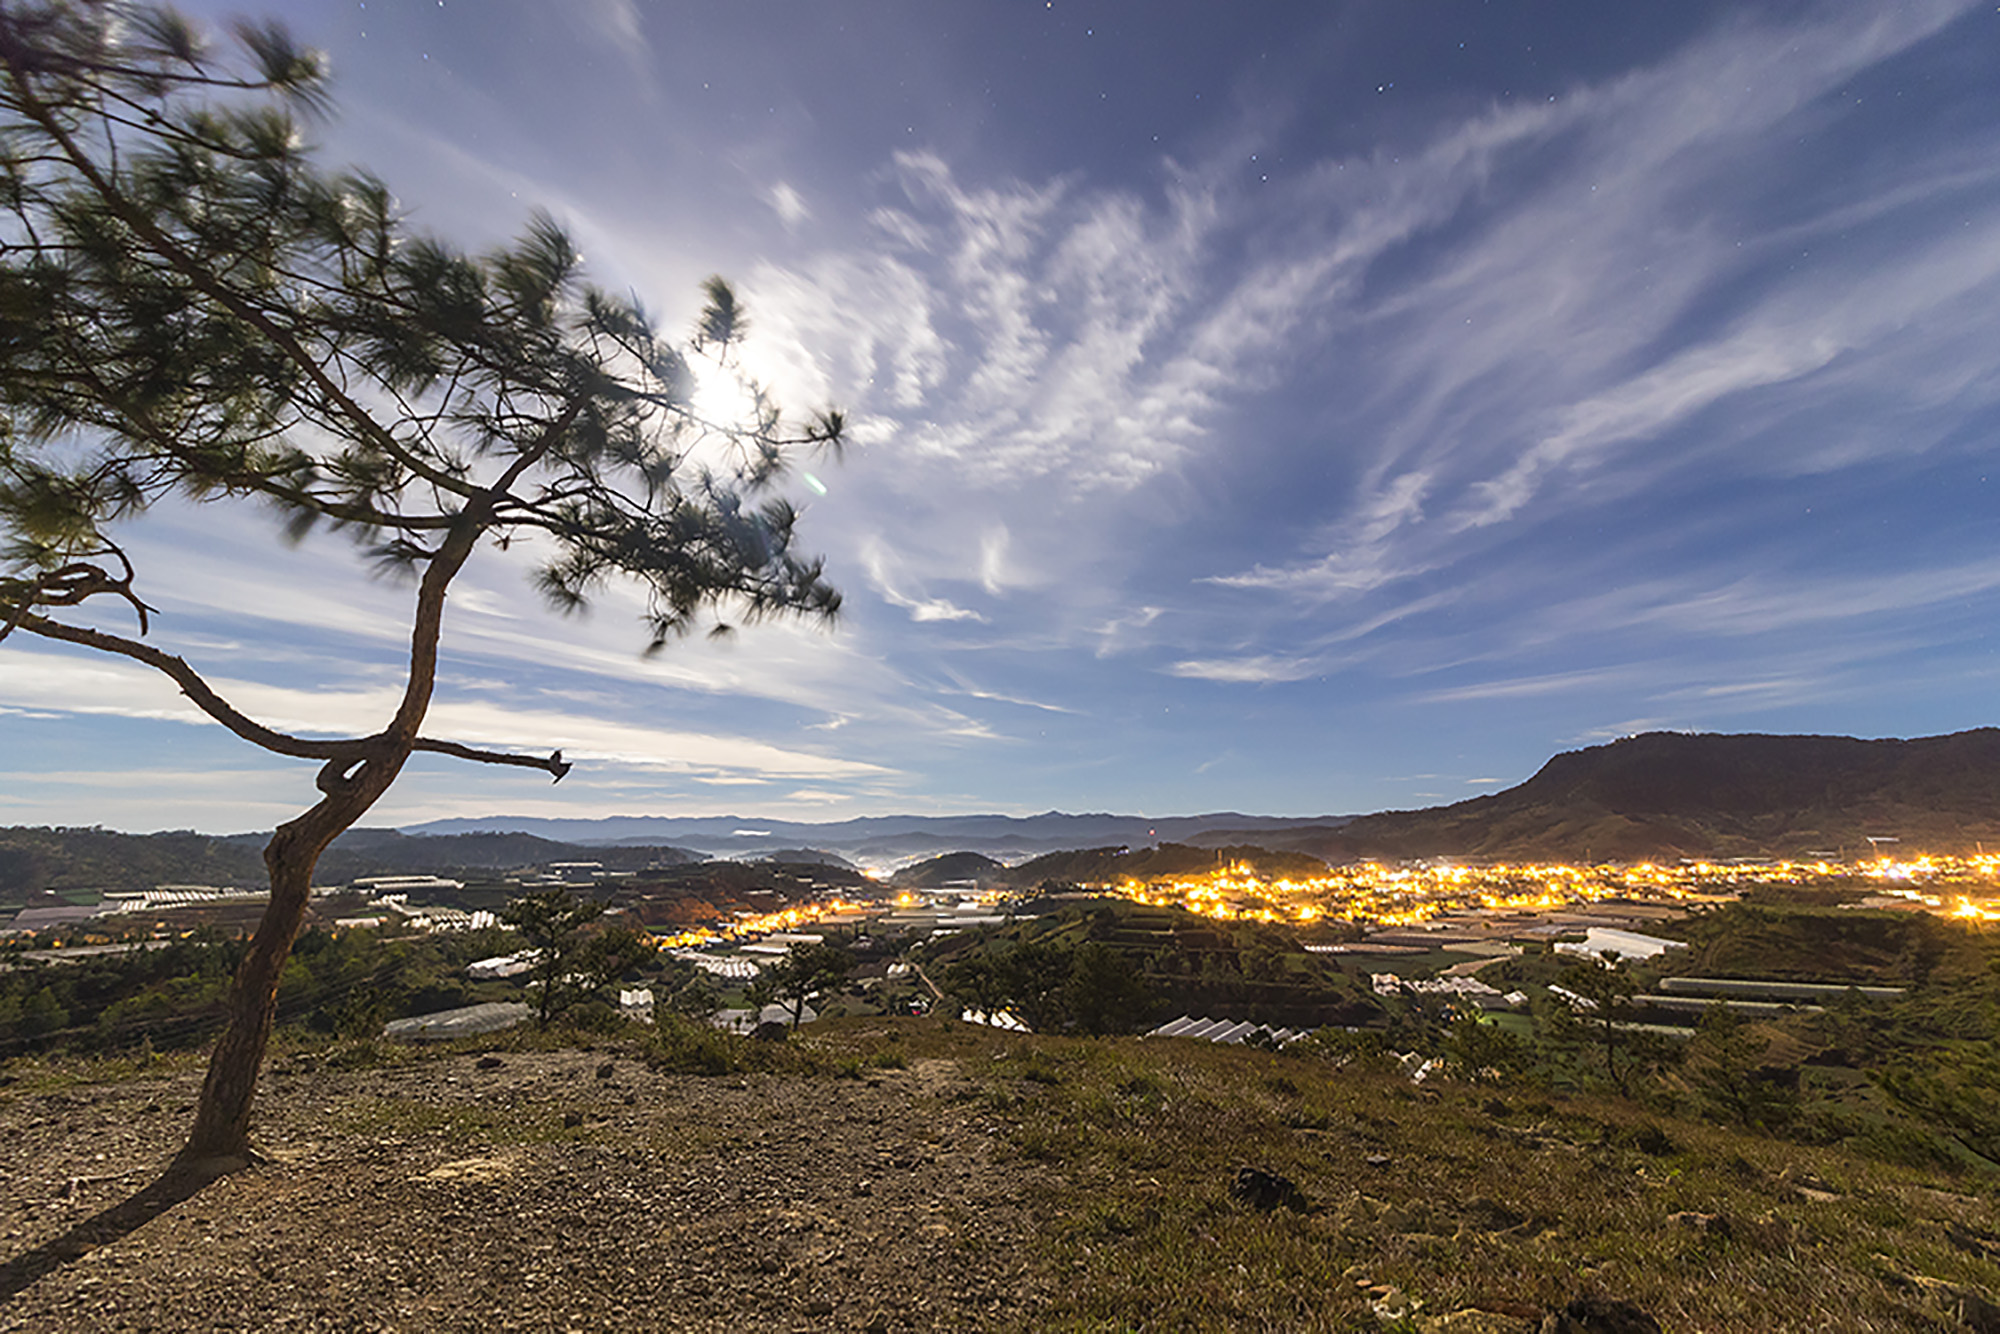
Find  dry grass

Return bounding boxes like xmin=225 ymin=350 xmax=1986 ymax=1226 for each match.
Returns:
xmin=806 ymin=1019 xmax=2000 ymax=1332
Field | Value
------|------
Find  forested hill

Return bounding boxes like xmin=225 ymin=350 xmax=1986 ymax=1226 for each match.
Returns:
xmin=887 ymin=843 xmax=1334 ymax=889
xmin=0 ymin=827 xmax=699 ymax=895
xmin=0 ymin=827 xmax=263 ymax=895
xmin=1190 ymin=728 xmax=2000 ymax=863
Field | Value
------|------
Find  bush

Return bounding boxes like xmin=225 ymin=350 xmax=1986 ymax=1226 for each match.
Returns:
xmin=646 ymin=1013 xmax=748 ymax=1076
xmin=1842 ymin=1119 xmax=1964 ymax=1172
xmin=1441 ymin=1009 xmax=1533 ymax=1084
xmin=1298 ymin=1027 xmax=1398 ymax=1074
xmin=560 ymin=999 xmax=626 ymax=1035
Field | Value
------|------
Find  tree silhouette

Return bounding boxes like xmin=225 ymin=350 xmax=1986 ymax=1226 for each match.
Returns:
xmin=501 ymin=890 xmax=656 ymax=1030
xmin=1063 ymin=941 xmax=1154 ymax=1035
xmin=746 ymin=940 xmax=852 ymax=1030
xmin=939 ymin=937 xmax=1154 ymax=1035
xmin=1557 ymin=951 xmax=1642 ymax=1093
xmin=0 ymin=3 xmax=842 ymax=1168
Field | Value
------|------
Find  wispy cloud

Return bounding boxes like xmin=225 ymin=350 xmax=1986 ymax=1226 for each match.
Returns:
xmin=935 ymin=668 xmax=1079 ymax=715
xmin=0 ymin=647 xmax=892 ymax=786
xmin=885 ymin=595 xmax=985 ymax=624
xmin=1093 ymin=606 xmax=1164 ymax=659
xmin=0 ymin=765 xmax=293 ymax=791
xmin=576 ymin=0 xmax=650 ymax=73
xmin=1409 ymin=666 xmax=1643 ymax=706
xmin=1206 ymin=1 xmax=1989 ymax=599
xmin=1512 ymin=559 xmax=2000 ymax=647
xmin=767 ymin=181 xmax=811 ymax=229
xmin=750 ymin=148 xmax=1290 ymax=492
xmin=1210 ymin=474 xmax=1439 ymax=597
xmin=104 ymin=504 xmax=1011 ymax=760
xmin=857 ymin=536 xmax=987 ymax=623
xmin=1168 ymin=654 xmax=1322 ymax=684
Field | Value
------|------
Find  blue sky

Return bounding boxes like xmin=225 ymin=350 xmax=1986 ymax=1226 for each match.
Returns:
xmin=7 ymin=0 xmax=2000 ymax=834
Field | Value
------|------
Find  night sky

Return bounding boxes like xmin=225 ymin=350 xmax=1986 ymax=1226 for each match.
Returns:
xmin=7 ymin=0 xmax=2000 ymax=834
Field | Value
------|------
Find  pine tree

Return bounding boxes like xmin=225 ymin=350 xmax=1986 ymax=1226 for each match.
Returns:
xmin=0 ymin=2 xmax=841 ymax=1169
xmin=746 ymin=940 xmax=852 ymax=1030
xmin=501 ymin=889 xmax=655 ymax=1029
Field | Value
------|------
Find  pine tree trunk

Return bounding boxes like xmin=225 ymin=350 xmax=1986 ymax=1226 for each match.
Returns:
xmin=177 ymin=799 xmax=362 ymax=1165
xmin=177 ymin=843 xmax=315 ymax=1164
xmin=176 ymin=759 xmax=405 ymax=1168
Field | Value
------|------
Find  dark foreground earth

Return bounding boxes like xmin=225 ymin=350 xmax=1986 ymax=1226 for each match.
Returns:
xmin=0 ymin=1042 xmax=1042 ymax=1332
xmin=2 ymin=1021 xmax=1997 ymax=1332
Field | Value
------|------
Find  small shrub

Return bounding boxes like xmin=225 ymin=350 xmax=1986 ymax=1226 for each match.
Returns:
xmin=1017 ymin=1054 xmax=1063 ymax=1085
xmin=646 ymin=1013 xmax=746 ymax=1076
xmin=1299 ymin=1027 xmax=1399 ymax=1074
xmin=321 ymin=1038 xmax=398 ymax=1072
xmin=1016 ymin=1125 xmax=1064 ymax=1160
xmin=1284 ymin=1104 xmax=1339 ymax=1132
xmin=559 ymin=999 xmax=626 ymax=1035
xmin=1845 ymin=1119 xmax=1964 ymax=1172
xmin=1072 ymin=1199 xmax=1154 ymax=1238
xmin=1611 ymin=1121 xmax=1678 ymax=1156
xmin=1117 ymin=1070 xmax=1167 ymax=1104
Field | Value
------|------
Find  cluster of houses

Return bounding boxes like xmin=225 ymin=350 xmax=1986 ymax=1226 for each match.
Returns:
xmin=1372 ymin=972 xmax=1530 ymax=1009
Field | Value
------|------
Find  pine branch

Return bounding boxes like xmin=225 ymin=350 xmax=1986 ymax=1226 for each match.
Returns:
xmin=0 ymin=59 xmax=480 ymax=505
xmin=6 ymin=612 xmax=366 ymax=761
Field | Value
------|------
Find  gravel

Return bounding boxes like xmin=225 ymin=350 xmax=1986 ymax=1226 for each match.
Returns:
xmin=0 ymin=1046 xmax=1054 ymax=1331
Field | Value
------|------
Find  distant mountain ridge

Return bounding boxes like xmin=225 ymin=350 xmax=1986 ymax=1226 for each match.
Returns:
xmin=1193 ymin=728 xmax=2000 ymax=862
xmin=398 ymin=811 xmax=1353 ymax=864
xmin=404 ymin=729 xmax=2000 ymax=864
xmin=17 ymin=728 xmax=2000 ymax=888
xmin=0 ymin=828 xmax=700 ymax=896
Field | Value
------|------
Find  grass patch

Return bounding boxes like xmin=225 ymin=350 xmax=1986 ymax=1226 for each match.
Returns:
xmin=0 ymin=1042 xmax=205 ymax=1095
xmin=330 ymin=1098 xmax=595 ymax=1147
xmin=643 ymin=1013 xmax=756 ymax=1076
xmin=931 ymin=1028 xmax=2000 ymax=1331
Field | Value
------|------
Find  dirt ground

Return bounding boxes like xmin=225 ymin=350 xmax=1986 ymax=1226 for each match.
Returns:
xmin=0 ymin=1044 xmax=1055 ymax=1332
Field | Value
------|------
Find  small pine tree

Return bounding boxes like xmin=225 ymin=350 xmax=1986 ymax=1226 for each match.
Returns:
xmin=1557 ymin=952 xmax=1642 ymax=1093
xmin=1064 ymin=942 xmax=1155 ymax=1035
xmin=501 ymin=890 xmax=656 ymax=1028
xmin=746 ymin=940 xmax=852 ymax=1031
xmin=1683 ymin=1002 xmax=1800 ymax=1131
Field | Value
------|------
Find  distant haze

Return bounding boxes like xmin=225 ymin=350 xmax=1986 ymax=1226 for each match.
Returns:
xmin=399 ymin=810 xmax=1355 ymax=871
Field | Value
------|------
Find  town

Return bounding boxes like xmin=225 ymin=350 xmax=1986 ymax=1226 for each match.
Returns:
xmin=6 ymin=844 xmax=1995 ymax=1045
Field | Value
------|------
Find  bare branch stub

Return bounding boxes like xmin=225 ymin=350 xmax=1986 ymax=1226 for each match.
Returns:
xmin=412 ymin=739 xmax=571 ymax=781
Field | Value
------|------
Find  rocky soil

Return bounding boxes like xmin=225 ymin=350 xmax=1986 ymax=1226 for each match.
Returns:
xmin=7 ymin=1026 xmax=1996 ymax=1332
xmin=0 ymin=1043 xmax=1052 ymax=1331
